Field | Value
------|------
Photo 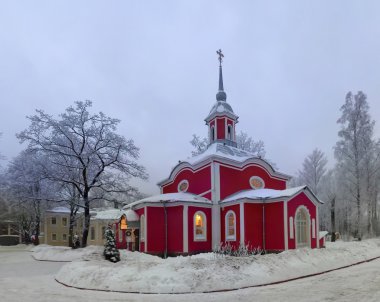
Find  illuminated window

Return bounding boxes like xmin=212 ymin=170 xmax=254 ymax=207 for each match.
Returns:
xmin=120 ymin=215 xmax=128 ymax=230
xmin=177 ymin=180 xmax=189 ymax=192
xmin=225 ymin=210 xmax=236 ymax=241
xmin=249 ymin=176 xmax=265 ymax=189
xmin=62 ymin=217 xmax=68 ymax=227
xmin=194 ymin=211 xmax=207 ymax=241
xmin=140 ymin=214 xmax=145 ymax=241
xmin=51 ymin=217 xmax=56 ymax=225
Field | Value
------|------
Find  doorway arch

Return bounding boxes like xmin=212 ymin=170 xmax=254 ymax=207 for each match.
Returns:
xmin=295 ymin=206 xmax=311 ymax=248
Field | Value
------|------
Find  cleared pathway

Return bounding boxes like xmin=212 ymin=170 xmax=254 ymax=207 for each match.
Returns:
xmin=1 ymin=246 xmax=380 ymax=302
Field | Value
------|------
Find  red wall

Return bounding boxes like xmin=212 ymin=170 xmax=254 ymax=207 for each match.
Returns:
xmin=188 ymin=206 xmax=212 ymax=253
xmin=287 ymin=192 xmax=317 ymax=249
xmin=167 ymin=206 xmax=183 ymax=253
xmin=219 ymin=164 xmax=286 ymax=200
xmin=264 ymin=202 xmax=284 ymax=251
xmin=146 ymin=207 xmax=165 ymax=253
xmin=216 ymin=118 xmax=225 ymax=139
xmin=220 ymin=204 xmax=240 ymax=248
xmin=244 ymin=203 xmax=263 ymax=249
xmin=162 ymin=166 xmax=211 ymax=196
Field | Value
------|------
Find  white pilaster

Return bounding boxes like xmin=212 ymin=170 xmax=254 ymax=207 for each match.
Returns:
xmin=183 ymin=205 xmax=188 ymax=253
xmin=144 ymin=206 xmax=147 ymax=253
xmin=211 ymin=162 xmax=221 ymax=249
xmin=240 ymin=202 xmax=245 ymax=245
xmin=316 ymin=205 xmax=320 ymax=248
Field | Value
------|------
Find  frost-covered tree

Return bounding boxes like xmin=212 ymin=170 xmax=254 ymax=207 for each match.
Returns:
xmin=190 ymin=131 xmax=266 ymax=158
xmin=297 ymin=148 xmax=327 ymax=196
xmin=17 ymin=101 xmax=148 ymax=246
xmin=334 ymin=91 xmax=376 ymax=240
xmin=103 ymin=224 xmax=120 ymax=263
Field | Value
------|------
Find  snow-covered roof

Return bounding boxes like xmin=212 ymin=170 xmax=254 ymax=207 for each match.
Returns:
xmin=90 ymin=208 xmax=124 ymax=220
xmin=205 ymin=100 xmax=238 ymax=122
xmin=124 ymin=209 xmax=139 ymax=222
xmin=221 ymin=186 xmax=307 ymax=203
xmin=46 ymin=206 xmax=71 ymax=213
xmin=187 ymin=143 xmax=258 ymax=166
xmin=124 ymin=192 xmax=212 ymax=209
xmin=319 ymin=231 xmax=329 ymax=239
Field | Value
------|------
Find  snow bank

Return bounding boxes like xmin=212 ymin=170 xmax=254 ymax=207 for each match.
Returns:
xmin=55 ymin=239 xmax=380 ymax=294
xmin=32 ymin=245 xmax=103 ymax=262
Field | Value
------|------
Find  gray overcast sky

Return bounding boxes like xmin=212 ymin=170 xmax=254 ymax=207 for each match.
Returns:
xmin=1 ymin=1 xmax=380 ymax=195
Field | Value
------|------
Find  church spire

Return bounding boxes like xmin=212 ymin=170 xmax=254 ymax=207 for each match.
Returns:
xmin=216 ymin=49 xmax=227 ymax=102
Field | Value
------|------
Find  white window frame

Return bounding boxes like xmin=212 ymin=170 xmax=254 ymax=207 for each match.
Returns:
xmin=289 ymin=216 xmax=294 ymax=239
xmin=295 ymin=206 xmax=311 ymax=248
xmin=227 ymin=124 xmax=233 ymax=140
xmin=177 ymin=179 xmax=189 ymax=192
xmin=210 ymin=125 xmax=215 ymax=142
xmin=140 ymin=214 xmax=145 ymax=242
xmin=51 ymin=233 xmax=57 ymax=241
xmin=193 ymin=211 xmax=207 ymax=241
xmin=249 ymin=176 xmax=265 ymax=189
xmin=62 ymin=217 xmax=68 ymax=227
xmin=312 ymin=218 xmax=316 ymax=239
xmin=225 ymin=210 xmax=236 ymax=241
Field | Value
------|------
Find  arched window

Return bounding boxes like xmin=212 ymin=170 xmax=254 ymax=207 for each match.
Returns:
xmin=227 ymin=124 xmax=233 ymax=140
xmin=194 ymin=211 xmax=207 ymax=241
xmin=225 ymin=210 xmax=236 ymax=241
xmin=210 ymin=126 xmax=215 ymax=142
xmin=140 ymin=214 xmax=145 ymax=242
xmin=295 ymin=207 xmax=310 ymax=248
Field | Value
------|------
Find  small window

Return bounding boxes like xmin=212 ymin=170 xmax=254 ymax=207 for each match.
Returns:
xmin=177 ymin=180 xmax=189 ymax=192
xmin=51 ymin=217 xmax=56 ymax=225
xmin=249 ymin=176 xmax=265 ymax=189
xmin=211 ymin=126 xmax=215 ymax=142
xmin=140 ymin=214 xmax=145 ymax=241
xmin=62 ymin=217 xmax=68 ymax=227
xmin=289 ymin=216 xmax=294 ymax=239
xmin=62 ymin=234 xmax=67 ymax=241
xmin=52 ymin=233 xmax=57 ymax=241
xmin=194 ymin=211 xmax=207 ymax=241
xmin=90 ymin=227 xmax=95 ymax=240
xmin=227 ymin=125 xmax=233 ymax=140
xmin=225 ymin=210 xmax=236 ymax=241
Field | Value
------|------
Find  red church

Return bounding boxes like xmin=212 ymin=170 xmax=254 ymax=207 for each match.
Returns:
xmin=123 ymin=51 xmax=323 ymax=256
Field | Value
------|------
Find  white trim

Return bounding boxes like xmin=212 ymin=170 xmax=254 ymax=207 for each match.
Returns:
xmin=225 ymin=118 xmax=228 ymax=139
xmin=183 ymin=205 xmax=188 ymax=253
xmin=193 ymin=211 xmax=207 ymax=241
xmin=289 ymin=216 xmax=294 ymax=239
xmin=210 ymin=125 xmax=215 ymax=142
xmin=144 ymin=206 xmax=147 ymax=252
xmin=160 ymin=165 xmax=211 ymax=189
xmin=240 ymin=203 xmax=245 ymax=245
xmin=312 ymin=218 xmax=316 ymax=239
xmin=140 ymin=214 xmax=145 ymax=242
xmin=316 ymin=203 xmax=320 ymax=248
xmin=225 ymin=210 xmax=236 ymax=241
xmin=284 ymin=201 xmax=288 ymax=250
xmin=199 ymin=189 xmax=212 ymax=197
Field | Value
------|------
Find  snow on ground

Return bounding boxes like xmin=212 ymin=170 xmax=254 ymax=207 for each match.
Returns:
xmin=53 ymin=239 xmax=380 ymax=294
xmin=32 ymin=244 xmax=103 ymax=261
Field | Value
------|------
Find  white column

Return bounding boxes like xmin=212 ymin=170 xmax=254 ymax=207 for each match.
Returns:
xmin=144 ymin=206 xmax=147 ymax=253
xmin=211 ymin=162 xmax=221 ymax=249
xmin=183 ymin=205 xmax=188 ymax=253
xmin=316 ymin=205 xmax=320 ymax=248
xmin=240 ymin=202 xmax=245 ymax=245
xmin=283 ymin=201 xmax=288 ymax=250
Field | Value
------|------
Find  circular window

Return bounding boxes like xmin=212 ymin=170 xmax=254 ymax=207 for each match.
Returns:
xmin=178 ymin=180 xmax=189 ymax=192
xmin=249 ymin=176 xmax=264 ymax=189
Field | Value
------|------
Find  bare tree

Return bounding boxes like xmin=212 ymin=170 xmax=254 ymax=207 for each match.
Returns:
xmin=334 ymin=91 xmax=375 ymax=240
xmin=17 ymin=101 xmax=148 ymax=246
xmin=297 ymin=148 xmax=327 ymax=196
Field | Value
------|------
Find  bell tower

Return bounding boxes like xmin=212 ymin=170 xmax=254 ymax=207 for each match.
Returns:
xmin=204 ymin=49 xmax=239 ymax=147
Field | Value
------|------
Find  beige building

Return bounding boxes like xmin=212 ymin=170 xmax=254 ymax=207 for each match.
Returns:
xmin=44 ymin=207 xmax=125 ymax=247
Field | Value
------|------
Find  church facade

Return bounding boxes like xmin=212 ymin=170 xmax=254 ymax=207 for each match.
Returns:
xmin=123 ymin=52 xmax=323 ymax=256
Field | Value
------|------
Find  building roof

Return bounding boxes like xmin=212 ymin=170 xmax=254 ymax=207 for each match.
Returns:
xmin=221 ymin=185 xmax=323 ymax=204
xmin=124 ymin=192 xmax=212 ymax=209
xmin=205 ymin=100 xmax=238 ymax=122
xmin=46 ymin=206 xmax=71 ymax=214
xmin=90 ymin=208 xmax=140 ymax=222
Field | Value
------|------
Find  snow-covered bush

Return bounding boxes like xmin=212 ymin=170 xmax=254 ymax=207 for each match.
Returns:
xmin=103 ymin=225 xmax=120 ymax=263
xmin=213 ymin=242 xmax=264 ymax=257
